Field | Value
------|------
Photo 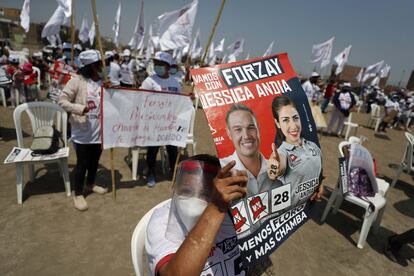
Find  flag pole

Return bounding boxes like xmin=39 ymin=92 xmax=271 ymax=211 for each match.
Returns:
xmin=91 ymin=0 xmax=115 ymax=199
xmin=70 ymin=0 xmax=76 ymax=65
xmin=200 ymin=0 xmax=226 ymax=65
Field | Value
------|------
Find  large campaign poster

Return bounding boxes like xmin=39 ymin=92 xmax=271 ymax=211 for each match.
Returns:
xmin=102 ymin=88 xmax=194 ymax=149
xmin=190 ymin=53 xmax=322 ymax=267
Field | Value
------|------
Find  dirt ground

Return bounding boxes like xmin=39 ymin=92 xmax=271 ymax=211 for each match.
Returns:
xmin=0 ymin=100 xmax=413 ymax=276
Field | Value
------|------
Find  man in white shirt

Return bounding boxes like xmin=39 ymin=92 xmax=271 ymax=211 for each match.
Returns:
xmin=106 ymin=51 xmax=121 ymax=86
xmin=140 ymin=51 xmax=182 ymax=187
xmin=302 ymin=72 xmax=321 ymax=103
xmin=119 ymin=49 xmax=136 ymax=87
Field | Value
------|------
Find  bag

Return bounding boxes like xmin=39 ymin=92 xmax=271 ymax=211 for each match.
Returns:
xmin=348 ymin=167 xmax=375 ymax=197
xmin=30 ymin=125 xmax=62 ymax=155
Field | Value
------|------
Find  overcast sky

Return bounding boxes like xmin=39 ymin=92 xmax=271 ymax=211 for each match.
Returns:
xmin=3 ymin=0 xmax=414 ymax=85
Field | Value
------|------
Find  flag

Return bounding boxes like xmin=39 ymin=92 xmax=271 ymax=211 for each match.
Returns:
xmin=47 ymin=34 xmax=62 ymax=47
xmin=41 ymin=5 xmax=70 ymax=38
xmin=176 ymin=48 xmax=183 ymax=62
xmin=78 ymin=17 xmax=89 ymax=44
xmin=245 ymin=53 xmax=250 ymax=60
xmin=190 ymin=28 xmax=201 ymax=59
xmin=208 ymin=41 xmax=215 ymax=61
xmin=20 ymin=0 xmax=30 ymax=33
xmin=310 ymin=37 xmax=334 ymax=69
xmin=215 ymin=38 xmax=225 ymax=53
xmin=227 ymin=38 xmax=244 ymax=62
xmin=380 ymin=64 xmax=391 ymax=78
xmin=129 ymin=0 xmax=145 ymax=50
xmin=158 ymin=0 xmax=198 ymax=51
xmin=334 ymin=45 xmax=352 ymax=75
xmin=113 ymin=1 xmax=121 ymax=47
xmin=356 ymin=68 xmax=364 ymax=83
xmin=89 ymin=21 xmax=95 ymax=46
xmin=145 ymin=25 xmax=155 ymax=61
xmin=370 ymin=76 xmax=380 ymax=86
xmin=362 ymin=60 xmax=384 ymax=82
xmin=56 ymin=0 xmax=72 ymax=17
xmin=263 ymin=41 xmax=274 ymax=57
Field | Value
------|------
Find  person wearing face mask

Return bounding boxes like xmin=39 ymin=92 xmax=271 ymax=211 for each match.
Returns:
xmin=169 ymin=59 xmax=184 ymax=85
xmin=145 ymin=154 xmax=249 ymax=276
xmin=134 ymin=62 xmax=148 ymax=87
xmin=140 ymin=51 xmax=182 ymax=187
xmin=59 ymin=50 xmax=109 ymax=211
xmin=119 ymin=49 xmax=136 ymax=87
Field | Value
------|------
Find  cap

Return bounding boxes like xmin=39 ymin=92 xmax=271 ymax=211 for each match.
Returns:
xmin=105 ymin=51 xmax=114 ymax=59
xmin=62 ymin=42 xmax=72 ymax=50
xmin=153 ymin=51 xmax=173 ymax=66
xmin=79 ymin=50 xmax=101 ymax=66
xmin=122 ymin=49 xmax=131 ymax=57
xmin=311 ymin=71 xmax=320 ymax=77
xmin=74 ymin=44 xmax=82 ymax=51
xmin=138 ymin=62 xmax=147 ymax=70
xmin=8 ymin=55 xmax=19 ymax=64
xmin=342 ymin=82 xmax=352 ymax=88
xmin=32 ymin=52 xmax=42 ymax=58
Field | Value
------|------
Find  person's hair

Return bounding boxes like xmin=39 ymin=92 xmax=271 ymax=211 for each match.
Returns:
xmin=77 ymin=61 xmax=100 ymax=79
xmin=187 ymin=154 xmax=220 ymax=168
xmin=272 ymin=95 xmax=297 ymax=147
xmin=225 ymin=103 xmax=256 ymax=128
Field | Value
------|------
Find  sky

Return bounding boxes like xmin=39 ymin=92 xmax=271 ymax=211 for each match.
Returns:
xmin=2 ymin=0 xmax=414 ymax=85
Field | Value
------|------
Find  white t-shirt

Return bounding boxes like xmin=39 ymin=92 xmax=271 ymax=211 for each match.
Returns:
xmin=145 ymin=201 xmax=246 ymax=276
xmin=119 ymin=60 xmax=136 ymax=85
xmin=302 ymin=80 xmax=320 ymax=102
xmin=140 ymin=74 xmax=181 ymax=94
xmin=71 ymin=79 xmax=102 ymax=144
xmin=109 ymin=61 xmax=121 ymax=86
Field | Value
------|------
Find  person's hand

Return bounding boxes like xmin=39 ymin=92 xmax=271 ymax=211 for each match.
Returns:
xmin=267 ymin=143 xmax=282 ymax=180
xmin=310 ymin=184 xmax=324 ymax=201
xmin=82 ymin=106 xmax=89 ymax=115
xmin=212 ymin=160 xmax=248 ymax=212
xmin=103 ymin=80 xmax=112 ymax=88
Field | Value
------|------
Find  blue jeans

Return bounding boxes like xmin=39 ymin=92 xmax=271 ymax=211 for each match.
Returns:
xmin=321 ymin=97 xmax=331 ymax=113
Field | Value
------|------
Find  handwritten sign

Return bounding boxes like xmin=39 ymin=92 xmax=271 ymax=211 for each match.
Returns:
xmin=102 ymin=88 xmax=194 ymax=149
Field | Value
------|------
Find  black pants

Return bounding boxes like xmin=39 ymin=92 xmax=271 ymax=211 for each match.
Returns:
xmin=390 ymin=228 xmax=414 ymax=251
xmin=73 ymin=143 xmax=102 ymax=196
xmin=378 ymin=121 xmax=388 ymax=131
xmin=146 ymin=146 xmax=177 ymax=177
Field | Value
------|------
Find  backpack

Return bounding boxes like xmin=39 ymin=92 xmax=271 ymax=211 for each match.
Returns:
xmin=30 ymin=125 xmax=63 ymax=155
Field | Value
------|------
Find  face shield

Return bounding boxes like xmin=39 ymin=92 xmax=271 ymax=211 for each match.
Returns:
xmin=166 ymin=160 xmax=220 ymax=242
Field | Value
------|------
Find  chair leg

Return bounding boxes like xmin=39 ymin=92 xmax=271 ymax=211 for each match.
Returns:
xmin=374 ymin=120 xmax=381 ymax=132
xmin=357 ymin=210 xmax=376 ymax=249
xmin=131 ymin=147 xmax=139 ymax=181
xmin=28 ymin=164 xmax=35 ymax=182
xmin=0 ymin=88 xmax=6 ymax=107
xmin=372 ymin=206 xmax=386 ymax=234
xmin=332 ymin=193 xmax=344 ymax=214
xmin=16 ymin=164 xmax=24 ymax=204
xmin=391 ymin=164 xmax=405 ymax=187
xmin=60 ymin=158 xmax=71 ymax=196
xmin=321 ymin=188 xmax=339 ymax=222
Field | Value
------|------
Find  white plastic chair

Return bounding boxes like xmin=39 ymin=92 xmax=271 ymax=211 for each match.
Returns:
xmin=367 ymin=103 xmax=381 ymax=132
xmin=343 ymin=113 xmax=359 ymax=140
xmin=182 ymin=95 xmax=198 ymax=156
xmin=13 ymin=102 xmax=71 ymax=204
xmin=391 ymin=132 xmax=414 ymax=187
xmin=131 ymin=199 xmax=171 ymax=276
xmin=0 ymin=87 xmax=7 ymax=107
xmin=321 ymin=140 xmax=389 ymax=249
xmin=356 ymin=100 xmax=364 ymax=113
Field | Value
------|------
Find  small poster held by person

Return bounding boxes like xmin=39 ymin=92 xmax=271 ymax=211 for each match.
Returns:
xmin=190 ymin=53 xmax=323 ymax=268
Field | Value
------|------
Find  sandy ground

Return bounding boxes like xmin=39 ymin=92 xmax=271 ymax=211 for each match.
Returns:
xmin=0 ymin=98 xmax=413 ymax=276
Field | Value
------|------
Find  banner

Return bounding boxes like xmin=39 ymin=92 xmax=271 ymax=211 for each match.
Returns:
xmin=190 ymin=53 xmax=322 ymax=267
xmin=102 ymin=88 xmax=194 ymax=149
xmin=4 ymin=147 xmax=69 ymax=164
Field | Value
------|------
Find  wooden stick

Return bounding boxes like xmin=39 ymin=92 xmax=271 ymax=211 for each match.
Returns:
xmin=70 ymin=0 xmax=75 ymax=65
xmin=200 ymin=0 xmax=226 ymax=66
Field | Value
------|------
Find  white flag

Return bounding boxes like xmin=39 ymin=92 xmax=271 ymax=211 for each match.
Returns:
xmin=113 ymin=2 xmax=121 ymax=47
xmin=221 ymin=54 xmax=227 ymax=63
xmin=190 ymin=28 xmax=201 ymax=59
xmin=380 ymin=64 xmax=391 ymax=78
xmin=158 ymin=0 xmax=198 ymax=51
xmin=209 ymin=54 xmax=216 ymax=66
xmin=146 ymin=25 xmax=155 ymax=61
xmin=56 ymin=0 xmax=72 ymax=17
xmin=89 ymin=21 xmax=96 ymax=46
xmin=176 ymin=48 xmax=183 ymax=62
xmin=129 ymin=0 xmax=145 ymax=50
xmin=334 ymin=45 xmax=352 ymax=75
xmin=41 ymin=5 xmax=70 ymax=38
xmin=20 ymin=0 xmax=30 ymax=33
xmin=227 ymin=38 xmax=244 ymax=62
xmin=356 ymin=68 xmax=364 ymax=83
xmin=310 ymin=37 xmax=334 ymax=69
xmin=78 ymin=17 xmax=89 ymax=44
xmin=215 ymin=38 xmax=225 ymax=53
xmin=370 ymin=76 xmax=380 ymax=86
xmin=245 ymin=53 xmax=250 ymax=60
xmin=362 ymin=60 xmax=384 ymax=82
xmin=263 ymin=41 xmax=274 ymax=57
xmin=208 ymin=41 xmax=215 ymax=60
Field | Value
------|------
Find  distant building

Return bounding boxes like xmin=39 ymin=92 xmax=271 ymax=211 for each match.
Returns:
xmin=330 ymin=64 xmax=389 ymax=88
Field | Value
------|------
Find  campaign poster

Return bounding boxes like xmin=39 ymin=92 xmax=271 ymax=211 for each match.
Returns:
xmin=102 ymin=88 xmax=194 ymax=149
xmin=190 ymin=53 xmax=322 ymax=267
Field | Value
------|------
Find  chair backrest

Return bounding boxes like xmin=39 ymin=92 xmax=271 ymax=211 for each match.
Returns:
xmin=13 ymin=102 xmax=67 ymax=148
xmin=131 ymin=199 xmax=171 ymax=276
xmin=404 ymin=132 xmax=414 ymax=170
xmin=32 ymin=66 xmax=41 ymax=90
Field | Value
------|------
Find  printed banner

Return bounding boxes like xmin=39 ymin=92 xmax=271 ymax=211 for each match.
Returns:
xmin=4 ymin=147 xmax=69 ymax=164
xmin=339 ymin=157 xmax=349 ymax=194
xmin=191 ymin=53 xmax=322 ymax=267
xmin=102 ymin=88 xmax=194 ymax=149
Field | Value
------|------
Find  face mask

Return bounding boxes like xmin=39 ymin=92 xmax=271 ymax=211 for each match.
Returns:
xmin=137 ymin=71 xmax=146 ymax=77
xmin=124 ymin=56 xmax=130 ymax=62
xmin=169 ymin=67 xmax=178 ymax=75
xmin=175 ymin=196 xmax=208 ymax=232
xmin=154 ymin=65 xmax=167 ymax=77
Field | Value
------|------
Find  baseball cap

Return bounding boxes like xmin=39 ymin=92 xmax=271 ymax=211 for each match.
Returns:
xmin=79 ymin=50 xmax=101 ymax=66
xmin=62 ymin=42 xmax=72 ymax=50
xmin=153 ymin=51 xmax=173 ymax=66
xmin=311 ymin=71 xmax=320 ymax=77
xmin=122 ymin=49 xmax=131 ymax=57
